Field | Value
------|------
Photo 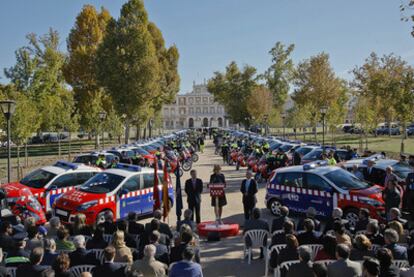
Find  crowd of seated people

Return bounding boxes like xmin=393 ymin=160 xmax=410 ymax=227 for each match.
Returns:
xmin=0 ymin=209 xmax=203 ymax=277
xmin=243 ymin=205 xmax=414 ymax=277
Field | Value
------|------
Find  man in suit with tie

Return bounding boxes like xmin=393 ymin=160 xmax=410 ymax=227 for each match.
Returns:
xmin=363 ymin=160 xmax=378 ymax=184
xmin=184 ymin=169 xmax=203 ymax=224
xmin=240 ymin=170 xmax=258 ymax=220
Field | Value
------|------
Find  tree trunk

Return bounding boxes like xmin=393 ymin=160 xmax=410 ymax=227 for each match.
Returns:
xmin=135 ymin=124 xmax=140 ymax=140
xmin=143 ymin=128 xmax=147 ymax=139
xmin=124 ymin=120 xmax=130 ymax=144
xmin=68 ymin=132 xmax=72 ymax=160
xmin=25 ymin=143 xmax=28 ymax=168
xmin=17 ymin=145 xmax=21 ymax=180
xmin=94 ymin=131 xmax=99 ymax=149
xmin=58 ymin=131 xmax=61 ymax=158
xmin=313 ymin=124 xmax=317 ymax=143
xmin=401 ymin=121 xmax=406 ymax=154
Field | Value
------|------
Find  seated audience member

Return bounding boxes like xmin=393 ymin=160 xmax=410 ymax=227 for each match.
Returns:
xmin=116 ymin=220 xmax=137 ymax=248
xmin=6 ymin=233 xmax=30 ymax=267
xmin=354 ymin=208 xmax=372 ymax=233
xmin=388 ymin=208 xmax=408 ymax=229
xmin=69 ymin=235 xmax=98 ymax=266
xmin=327 ymin=244 xmax=362 ymax=277
xmin=297 ymin=207 xmax=321 ymax=232
xmin=0 ymin=222 xmax=15 ymax=253
xmin=314 ymin=234 xmax=337 ymax=261
xmin=52 ymin=253 xmax=73 ymax=277
xmin=243 ymin=208 xmax=269 ymax=259
xmin=297 ymin=219 xmax=320 ymax=245
xmin=271 ymin=206 xmax=292 ymax=233
xmin=324 ymin=208 xmax=348 ymax=234
xmin=169 ymin=247 xmax=203 ymax=277
xmin=333 ymin=220 xmax=352 ymax=247
xmin=25 ymin=226 xmax=43 ymax=252
xmin=376 ymin=248 xmax=400 ymax=277
xmin=388 ymin=221 xmax=408 ymax=244
xmin=312 ymin=263 xmax=327 ymax=277
xmin=98 ymin=211 xmax=117 ymax=235
xmin=145 ymin=210 xmax=173 ymax=239
xmin=286 ymin=246 xmax=314 ymax=277
xmin=131 ymin=244 xmax=168 ymax=276
xmin=0 ymin=249 xmax=9 ymax=277
xmin=362 ymin=257 xmax=380 ymax=277
xmin=350 ymin=234 xmax=375 ymax=261
xmin=111 ymin=231 xmax=133 ymax=264
xmin=127 ymin=212 xmax=145 ymax=235
xmin=271 ymin=220 xmax=295 ymax=246
xmin=366 ymin=221 xmax=385 ymax=246
xmin=150 ymin=231 xmax=169 ymax=265
xmin=384 ymin=228 xmax=408 ymax=260
xmin=46 ymin=217 xmax=61 ymax=239
xmin=41 ymin=239 xmax=58 ymax=266
xmin=177 ymin=209 xmax=197 ymax=232
xmin=170 ymin=229 xmax=200 ymax=264
xmin=86 ymin=226 xmax=108 ymax=250
xmin=55 ymin=227 xmax=75 ymax=252
xmin=270 ymin=234 xmax=299 ymax=269
xmin=146 ymin=219 xmax=170 ymax=247
xmin=69 ymin=214 xmax=92 ymax=236
xmin=16 ymin=247 xmax=50 ymax=277
xmin=92 ymin=246 xmax=125 ymax=277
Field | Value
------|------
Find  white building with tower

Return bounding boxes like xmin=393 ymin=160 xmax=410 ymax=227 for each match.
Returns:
xmin=162 ymin=83 xmax=229 ymax=129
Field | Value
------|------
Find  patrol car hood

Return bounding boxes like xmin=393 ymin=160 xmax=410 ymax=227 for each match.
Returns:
xmin=2 ymin=182 xmax=44 ymax=198
xmin=54 ymin=189 xmax=107 ymax=209
xmin=350 ymin=185 xmax=384 ymax=201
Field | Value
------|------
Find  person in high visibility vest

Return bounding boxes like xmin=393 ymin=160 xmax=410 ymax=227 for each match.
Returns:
xmin=327 ymin=152 xmax=337 ymax=166
xmin=96 ymin=154 xmax=106 ymax=169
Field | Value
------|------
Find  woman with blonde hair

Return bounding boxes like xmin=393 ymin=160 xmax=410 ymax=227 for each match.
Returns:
xmin=111 ymin=230 xmax=133 ymax=264
xmin=209 ymin=164 xmax=227 ymax=224
xmin=350 ymin=234 xmax=375 ymax=260
xmin=388 ymin=220 xmax=408 ymax=243
xmin=69 ymin=213 xmax=91 ymax=236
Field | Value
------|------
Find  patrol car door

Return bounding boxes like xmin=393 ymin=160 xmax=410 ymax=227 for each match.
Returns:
xmin=280 ymin=172 xmax=305 ymax=214
xmin=304 ymin=173 xmax=334 ymax=218
xmin=142 ymin=173 xmax=156 ymax=214
xmin=46 ymin=173 xmax=77 ymax=211
xmin=118 ymin=175 xmax=141 ymax=219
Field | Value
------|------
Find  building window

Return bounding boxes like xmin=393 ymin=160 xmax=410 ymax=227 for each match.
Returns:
xmin=171 ymin=108 xmax=175 ymax=116
xmin=209 ymin=97 xmax=214 ymax=104
xmin=189 ymin=107 xmax=194 ymax=115
xmin=179 ymin=108 xmax=186 ymax=115
xmin=179 ymin=98 xmax=186 ymax=105
xmin=163 ymin=108 xmax=169 ymax=116
xmin=189 ymin=97 xmax=194 ymax=104
xmin=196 ymin=107 xmax=201 ymax=114
xmin=203 ymin=107 xmax=208 ymax=114
xmin=217 ymin=106 xmax=222 ymax=113
xmin=210 ymin=107 xmax=215 ymax=114
xmin=196 ymin=97 xmax=201 ymax=104
xmin=203 ymin=97 xmax=208 ymax=104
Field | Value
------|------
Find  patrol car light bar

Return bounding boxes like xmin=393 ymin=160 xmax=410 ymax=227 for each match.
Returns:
xmin=115 ymin=163 xmax=141 ymax=172
xmin=54 ymin=161 xmax=78 ymax=170
xmin=303 ymin=160 xmax=328 ymax=170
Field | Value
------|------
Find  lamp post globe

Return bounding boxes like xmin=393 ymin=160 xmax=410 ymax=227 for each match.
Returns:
xmin=0 ymin=100 xmax=17 ymax=183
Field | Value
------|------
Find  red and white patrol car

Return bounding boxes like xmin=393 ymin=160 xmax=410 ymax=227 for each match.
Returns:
xmin=53 ymin=164 xmax=174 ymax=225
xmin=2 ymin=161 xmax=101 ymax=212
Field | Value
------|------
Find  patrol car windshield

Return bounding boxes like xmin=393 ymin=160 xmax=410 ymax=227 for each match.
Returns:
xmin=303 ymin=149 xmax=323 ymax=160
xmin=390 ymin=162 xmax=412 ymax=179
xmin=80 ymin=173 xmax=125 ymax=194
xmin=324 ymin=169 xmax=369 ymax=190
xmin=296 ymin=147 xmax=314 ymax=156
xmin=134 ymin=148 xmax=149 ymax=155
xmin=279 ymin=144 xmax=293 ymax=152
xmin=20 ymin=169 xmax=57 ymax=188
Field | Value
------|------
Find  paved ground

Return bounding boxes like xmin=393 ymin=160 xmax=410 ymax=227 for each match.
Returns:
xmin=172 ymin=140 xmax=273 ymax=277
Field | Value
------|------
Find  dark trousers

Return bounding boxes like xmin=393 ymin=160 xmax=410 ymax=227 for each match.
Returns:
xmin=189 ymin=202 xmax=201 ymax=223
xmin=243 ymin=202 xmax=255 ymax=220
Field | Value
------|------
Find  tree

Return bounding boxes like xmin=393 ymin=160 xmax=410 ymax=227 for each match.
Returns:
xmin=96 ymin=0 xmax=160 ymax=143
xmin=64 ymin=5 xmax=112 ymax=132
xmin=285 ymin=103 xmax=309 ymax=140
xmin=400 ymin=1 xmax=414 ymax=37
xmin=262 ymin=42 xmax=295 ymax=110
xmin=246 ymin=85 xmax=273 ymax=122
xmin=208 ymin=61 xmax=258 ymax=126
xmin=292 ymin=53 xmax=348 ymax=141
xmin=353 ymin=94 xmax=376 ymax=151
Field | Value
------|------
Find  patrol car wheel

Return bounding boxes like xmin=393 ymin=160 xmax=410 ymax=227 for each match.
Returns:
xmin=269 ymin=199 xmax=282 ymax=216
xmin=96 ymin=210 xmax=113 ymax=225
xmin=191 ymin=154 xmax=199 ymax=163
xmin=344 ymin=208 xmax=359 ymax=228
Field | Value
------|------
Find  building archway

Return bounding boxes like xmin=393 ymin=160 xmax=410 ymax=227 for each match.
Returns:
xmin=218 ymin=117 xmax=223 ymax=127
xmin=189 ymin=118 xmax=194 ymax=128
xmin=202 ymin=117 xmax=209 ymax=127
xmin=210 ymin=117 xmax=214 ymax=127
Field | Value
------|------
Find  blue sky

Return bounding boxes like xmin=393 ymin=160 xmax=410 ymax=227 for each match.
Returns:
xmin=0 ymin=0 xmax=413 ymax=93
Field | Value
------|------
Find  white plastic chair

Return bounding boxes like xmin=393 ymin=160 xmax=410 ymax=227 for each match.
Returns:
xmin=275 ymin=260 xmax=300 ymax=277
xmin=243 ymin=230 xmax=270 ymax=276
xmin=70 ymin=265 xmax=95 ymax=277
xmin=103 ymin=234 xmax=113 ymax=244
xmin=272 ymin=230 xmax=284 ymax=236
xmin=302 ymin=244 xmax=323 ymax=260
xmin=393 ymin=259 xmax=409 ymax=269
xmin=269 ymin=244 xmax=286 ymax=256
xmin=7 ymin=267 xmax=16 ymax=277
xmin=89 ymin=249 xmax=104 ymax=263
xmin=314 ymin=259 xmax=335 ymax=267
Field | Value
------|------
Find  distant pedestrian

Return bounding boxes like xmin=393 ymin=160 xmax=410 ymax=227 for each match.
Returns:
xmin=240 ymin=170 xmax=258 ymax=220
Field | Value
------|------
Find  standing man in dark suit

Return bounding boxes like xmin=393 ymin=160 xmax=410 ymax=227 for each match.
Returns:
xmin=185 ymin=169 xmax=203 ymax=224
xmin=363 ymin=160 xmax=378 ymax=184
xmin=240 ymin=170 xmax=258 ymax=220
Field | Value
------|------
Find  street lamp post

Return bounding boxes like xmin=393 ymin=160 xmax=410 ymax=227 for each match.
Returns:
xmin=320 ymin=106 xmax=328 ymax=150
xmin=263 ymin=114 xmax=269 ymax=136
xmin=0 ymin=100 xmax=16 ymax=183
xmin=98 ymin=111 xmax=107 ymax=150
xmin=281 ymin=113 xmax=286 ymax=139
